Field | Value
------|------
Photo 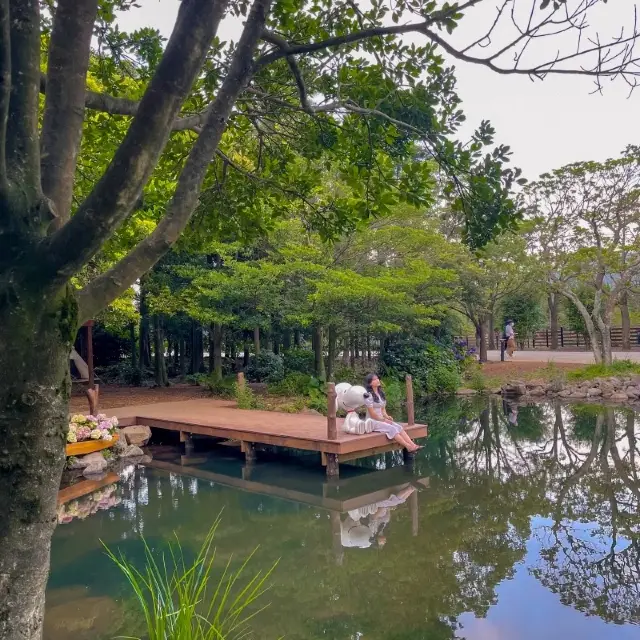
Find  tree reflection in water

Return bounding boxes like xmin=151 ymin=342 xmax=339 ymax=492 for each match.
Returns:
xmin=419 ymin=398 xmax=640 ymax=627
xmin=47 ymin=398 xmax=640 ymax=639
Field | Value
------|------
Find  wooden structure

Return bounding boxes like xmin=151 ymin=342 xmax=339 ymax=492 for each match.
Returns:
xmin=113 ymin=375 xmax=426 ymax=477
xmin=65 ymin=434 xmax=119 ymax=457
xmin=57 ymin=472 xmax=120 ymax=506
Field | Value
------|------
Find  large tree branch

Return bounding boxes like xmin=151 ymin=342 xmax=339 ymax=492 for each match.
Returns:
xmin=6 ymin=0 xmax=41 ymax=202
xmin=41 ymin=0 xmax=228 ymax=288
xmin=77 ymin=0 xmax=272 ymax=322
xmin=0 ymin=0 xmax=9 ymax=193
xmin=40 ymin=0 xmax=99 ymax=229
xmin=40 ymin=73 xmax=216 ymax=133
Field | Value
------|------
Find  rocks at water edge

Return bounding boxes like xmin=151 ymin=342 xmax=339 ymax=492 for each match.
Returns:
xmin=121 ymin=425 xmax=152 ymax=446
xmin=501 ymin=375 xmax=640 ymax=407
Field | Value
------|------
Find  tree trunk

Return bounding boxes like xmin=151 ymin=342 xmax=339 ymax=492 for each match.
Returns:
xmin=620 ymin=291 xmax=631 ymax=351
xmin=379 ymin=333 xmax=386 ymax=365
xmin=253 ymin=326 xmax=261 ymax=355
xmin=314 ymin=325 xmax=326 ymax=381
xmin=327 ymin=327 xmax=337 ymax=381
xmin=153 ymin=315 xmax=168 ymax=386
xmin=179 ymin=338 xmax=187 ymax=377
xmin=477 ymin=319 xmax=488 ymax=363
xmin=129 ymin=322 xmax=137 ymax=369
xmin=349 ymin=333 xmax=356 ymax=367
xmin=139 ymin=300 xmax=151 ymax=369
xmin=0 ymin=297 xmax=75 ymax=639
xmin=190 ymin=321 xmax=203 ymax=374
xmin=282 ymin=330 xmax=291 ymax=352
xmin=212 ymin=322 xmax=223 ymax=380
xmin=173 ymin=338 xmax=180 ymax=371
xmin=366 ymin=332 xmax=372 ymax=362
xmin=294 ymin=329 xmax=301 ymax=347
xmin=548 ymin=293 xmax=559 ymax=350
xmin=488 ymin=314 xmax=496 ymax=350
xmin=243 ymin=335 xmax=250 ymax=369
xmin=561 ymin=291 xmax=602 ymax=364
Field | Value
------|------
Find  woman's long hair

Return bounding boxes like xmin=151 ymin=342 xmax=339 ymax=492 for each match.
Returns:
xmin=364 ymin=373 xmax=386 ymax=402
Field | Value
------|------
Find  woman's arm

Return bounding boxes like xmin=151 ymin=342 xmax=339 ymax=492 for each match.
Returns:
xmin=367 ymin=406 xmax=385 ymax=421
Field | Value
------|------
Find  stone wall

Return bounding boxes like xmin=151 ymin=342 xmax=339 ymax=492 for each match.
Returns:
xmin=502 ymin=375 xmax=640 ymax=405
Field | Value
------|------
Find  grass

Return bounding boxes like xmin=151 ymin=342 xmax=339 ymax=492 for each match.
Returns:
xmin=104 ymin=518 xmax=278 ymax=640
xmin=566 ymin=359 xmax=640 ymax=382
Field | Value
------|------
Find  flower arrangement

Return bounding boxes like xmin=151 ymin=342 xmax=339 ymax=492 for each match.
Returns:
xmin=57 ymin=484 xmax=121 ymax=524
xmin=67 ymin=413 xmax=119 ymax=443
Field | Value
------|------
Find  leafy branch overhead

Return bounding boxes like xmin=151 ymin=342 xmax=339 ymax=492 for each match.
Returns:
xmin=2 ymin=0 xmax=639 ymax=325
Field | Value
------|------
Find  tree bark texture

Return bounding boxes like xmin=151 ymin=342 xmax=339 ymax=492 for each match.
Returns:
xmin=620 ymin=291 xmax=631 ymax=351
xmin=253 ymin=326 xmax=261 ymax=355
xmin=548 ymin=293 xmax=559 ymax=350
xmin=129 ymin=322 xmax=137 ymax=370
xmin=0 ymin=291 xmax=75 ymax=639
xmin=153 ymin=315 xmax=168 ymax=386
xmin=212 ymin=322 xmax=223 ymax=380
xmin=477 ymin=319 xmax=488 ymax=363
xmin=314 ymin=325 xmax=326 ymax=381
xmin=488 ymin=314 xmax=495 ymax=350
xmin=327 ymin=326 xmax=337 ymax=381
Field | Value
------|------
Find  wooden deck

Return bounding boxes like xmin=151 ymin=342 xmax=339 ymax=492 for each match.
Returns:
xmin=112 ymin=399 xmax=427 ymax=476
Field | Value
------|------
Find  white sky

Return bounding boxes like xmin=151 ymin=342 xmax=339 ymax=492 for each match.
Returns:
xmin=117 ymin=0 xmax=639 ymax=181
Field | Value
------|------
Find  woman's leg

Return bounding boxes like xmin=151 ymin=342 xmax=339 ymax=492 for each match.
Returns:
xmin=394 ymin=430 xmax=418 ymax=450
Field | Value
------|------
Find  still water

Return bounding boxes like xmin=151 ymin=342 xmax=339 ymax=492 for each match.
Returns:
xmin=45 ymin=398 xmax=640 ymax=639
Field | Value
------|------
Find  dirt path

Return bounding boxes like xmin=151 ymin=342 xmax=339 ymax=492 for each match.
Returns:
xmin=69 ymin=384 xmax=209 ymax=413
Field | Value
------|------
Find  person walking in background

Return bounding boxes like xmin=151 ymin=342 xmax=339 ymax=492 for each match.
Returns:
xmin=505 ymin=319 xmax=516 ymax=358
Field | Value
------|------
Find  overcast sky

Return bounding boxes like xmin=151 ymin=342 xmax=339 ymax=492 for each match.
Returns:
xmin=117 ymin=0 xmax=639 ymax=181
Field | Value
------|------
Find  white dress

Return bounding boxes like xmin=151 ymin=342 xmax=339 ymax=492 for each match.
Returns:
xmin=364 ymin=395 xmax=404 ymax=440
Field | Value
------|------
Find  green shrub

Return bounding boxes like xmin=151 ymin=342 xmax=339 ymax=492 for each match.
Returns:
xmin=235 ymin=383 xmax=264 ymax=410
xmin=305 ymin=386 xmax=328 ymax=415
xmin=381 ymin=337 xmax=460 ymax=396
xmin=381 ymin=377 xmax=403 ymax=412
xmin=246 ymin=352 xmax=285 ymax=383
xmin=95 ymin=362 xmax=145 ymax=386
xmin=268 ymin=372 xmax=315 ymax=396
xmin=331 ymin=362 xmax=371 ymax=385
xmin=105 ymin=519 xmax=277 ymax=640
xmin=467 ymin=369 xmax=488 ymax=392
xmin=282 ymin=348 xmax=315 ymax=375
xmin=202 ymin=374 xmax=236 ymax=398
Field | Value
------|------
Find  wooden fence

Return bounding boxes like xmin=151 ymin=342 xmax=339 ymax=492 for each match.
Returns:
xmin=457 ymin=327 xmax=640 ymax=351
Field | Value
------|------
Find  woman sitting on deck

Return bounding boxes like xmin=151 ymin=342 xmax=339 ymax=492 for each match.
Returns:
xmin=364 ymin=373 xmax=421 ymax=452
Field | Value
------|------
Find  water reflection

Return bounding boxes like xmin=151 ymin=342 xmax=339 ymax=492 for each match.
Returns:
xmin=46 ymin=398 xmax=640 ymax=639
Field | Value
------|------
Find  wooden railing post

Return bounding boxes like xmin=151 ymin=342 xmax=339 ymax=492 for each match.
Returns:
xmin=327 ymin=382 xmax=337 ymax=440
xmin=405 ymin=374 xmax=415 ymax=427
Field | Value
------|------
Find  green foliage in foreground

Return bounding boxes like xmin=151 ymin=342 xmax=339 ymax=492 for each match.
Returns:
xmin=567 ymin=359 xmax=640 ymax=382
xmin=105 ymin=520 xmax=278 ymax=640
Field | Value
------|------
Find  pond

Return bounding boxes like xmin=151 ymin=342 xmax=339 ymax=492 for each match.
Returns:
xmin=45 ymin=398 xmax=640 ymax=640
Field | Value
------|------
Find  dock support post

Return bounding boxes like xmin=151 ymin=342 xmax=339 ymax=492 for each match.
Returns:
xmin=325 ymin=453 xmax=339 ymax=478
xmin=330 ymin=512 xmax=344 ymax=566
xmin=410 ymin=489 xmax=419 ymax=536
xmin=241 ymin=441 xmax=256 ymax=464
xmin=405 ymin=374 xmax=415 ymax=426
xmin=327 ymin=382 xmax=338 ymax=440
xmin=180 ymin=431 xmax=194 ymax=454
xmin=326 ymin=382 xmax=339 ymax=477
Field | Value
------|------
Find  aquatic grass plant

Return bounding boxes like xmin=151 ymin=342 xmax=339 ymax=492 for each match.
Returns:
xmin=104 ymin=518 xmax=278 ymax=640
xmin=567 ymin=359 xmax=640 ymax=382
